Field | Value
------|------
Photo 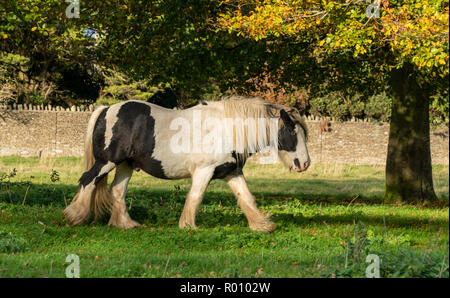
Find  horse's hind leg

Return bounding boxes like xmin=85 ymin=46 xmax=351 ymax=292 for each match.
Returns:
xmin=225 ymin=174 xmax=276 ymax=233
xmin=64 ymin=161 xmax=116 ymax=225
xmin=179 ymin=167 xmax=214 ymax=230
xmin=108 ymin=162 xmax=140 ymax=229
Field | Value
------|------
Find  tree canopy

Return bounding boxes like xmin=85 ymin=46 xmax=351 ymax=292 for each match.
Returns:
xmin=1 ymin=1 xmax=448 ymax=109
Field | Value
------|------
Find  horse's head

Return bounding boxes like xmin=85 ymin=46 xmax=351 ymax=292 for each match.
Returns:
xmin=277 ymin=109 xmax=310 ymax=172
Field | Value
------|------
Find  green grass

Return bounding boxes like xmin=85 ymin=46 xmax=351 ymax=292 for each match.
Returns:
xmin=0 ymin=157 xmax=448 ymax=278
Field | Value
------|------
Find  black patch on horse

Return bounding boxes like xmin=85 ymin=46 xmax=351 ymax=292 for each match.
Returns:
xmin=79 ymin=160 xmax=111 ymax=187
xmin=212 ymin=162 xmax=238 ymax=179
xmin=278 ymin=126 xmax=298 ymax=152
xmin=91 ymin=101 xmax=168 ymax=180
xmin=294 ymin=158 xmax=301 ymax=168
xmin=92 ymin=108 xmax=109 ymax=163
xmin=78 ymin=108 xmax=112 ymax=187
xmin=212 ymin=151 xmax=246 ymax=180
xmin=278 ymin=109 xmax=298 ymax=152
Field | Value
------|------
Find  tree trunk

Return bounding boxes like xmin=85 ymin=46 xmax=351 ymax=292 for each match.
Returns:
xmin=383 ymin=64 xmax=438 ymax=204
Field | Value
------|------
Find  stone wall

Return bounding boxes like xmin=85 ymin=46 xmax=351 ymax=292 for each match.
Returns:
xmin=305 ymin=122 xmax=448 ymax=165
xmin=0 ymin=109 xmax=91 ymax=157
xmin=0 ymin=107 xmax=448 ymax=165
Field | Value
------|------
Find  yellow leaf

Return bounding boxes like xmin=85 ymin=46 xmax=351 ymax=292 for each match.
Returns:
xmin=318 ymin=40 xmax=325 ymax=46
xmin=2 ymin=34 xmax=7 ymax=39
xmin=439 ymin=59 xmax=446 ymax=65
xmin=31 ymin=27 xmax=37 ymax=32
xmin=49 ymin=30 xmax=55 ymax=35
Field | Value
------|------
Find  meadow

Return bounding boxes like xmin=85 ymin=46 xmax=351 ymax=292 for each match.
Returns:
xmin=0 ymin=156 xmax=448 ymax=278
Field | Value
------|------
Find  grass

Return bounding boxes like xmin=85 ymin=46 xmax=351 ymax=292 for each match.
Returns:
xmin=0 ymin=156 xmax=448 ymax=278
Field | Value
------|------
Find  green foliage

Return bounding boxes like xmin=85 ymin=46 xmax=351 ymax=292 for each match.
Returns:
xmin=430 ymin=91 xmax=450 ymax=125
xmin=49 ymin=169 xmax=59 ymax=183
xmin=365 ymin=92 xmax=392 ymax=122
xmin=95 ymin=97 xmax=123 ymax=107
xmin=332 ymin=220 xmax=449 ymax=278
xmin=347 ymin=94 xmax=365 ymax=119
xmin=0 ymin=1 xmax=102 ymax=107
xmin=99 ymin=84 xmax=157 ymax=103
xmin=26 ymin=91 xmax=46 ymax=105
xmin=0 ymin=168 xmax=17 ymax=184
xmin=308 ymin=96 xmax=328 ymax=117
xmin=1 ymin=0 xmax=447 ymax=122
xmin=308 ymin=92 xmax=391 ymax=121
xmin=0 ymin=230 xmax=29 ymax=253
xmin=326 ymin=93 xmax=349 ymax=120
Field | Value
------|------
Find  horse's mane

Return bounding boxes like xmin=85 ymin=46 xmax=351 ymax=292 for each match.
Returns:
xmin=214 ymin=95 xmax=308 ymax=160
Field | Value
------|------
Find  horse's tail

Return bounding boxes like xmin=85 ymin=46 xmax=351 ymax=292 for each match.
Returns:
xmin=66 ymin=105 xmax=113 ymax=223
xmin=83 ymin=106 xmax=106 ymax=171
xmin=83 ymin=106 xmax=114 ymax=220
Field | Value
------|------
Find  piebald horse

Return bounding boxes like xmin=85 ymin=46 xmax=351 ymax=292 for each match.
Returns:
xmin=63 ymin=96 xmax=310 ymax=232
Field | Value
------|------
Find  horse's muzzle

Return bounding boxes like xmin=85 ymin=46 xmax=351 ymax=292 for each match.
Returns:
xmin=294 ymin=159 xmax=310 ymax=172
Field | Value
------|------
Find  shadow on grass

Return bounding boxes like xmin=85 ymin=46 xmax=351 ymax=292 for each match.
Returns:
xmin=191 ymin=211 xmax=449 ymax=230
xmin=0 ymin=177 xmax=448 ymax=208
xmin=267 ymin=212 xmax=448 ymax=229
xmin=1 ymin=181 xmax=448 ymax=230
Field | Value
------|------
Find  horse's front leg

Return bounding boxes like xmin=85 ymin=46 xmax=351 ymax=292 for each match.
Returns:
xmin=179 ymin=167 xmax=214 ymax=230
xmin=225 ymin=174 xmax=276 ymax=233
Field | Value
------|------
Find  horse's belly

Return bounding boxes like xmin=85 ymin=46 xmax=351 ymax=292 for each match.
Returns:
xmin=136 ymin=158 xmax=190 ymax=180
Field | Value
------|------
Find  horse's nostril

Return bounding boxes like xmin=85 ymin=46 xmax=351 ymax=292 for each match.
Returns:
xmin=304 ymin=161 xmax=309 ymax=169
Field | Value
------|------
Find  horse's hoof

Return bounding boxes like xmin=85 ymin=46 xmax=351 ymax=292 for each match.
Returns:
xmin=179 ymin=221 xmax=198 ymax=230
xmin=250 ymin=221 xmax=276 ymax=233
xmin=108 ymin=218 xmax=141 ymax=229
xmin=63 ymin=205 xmax=89 ymax=226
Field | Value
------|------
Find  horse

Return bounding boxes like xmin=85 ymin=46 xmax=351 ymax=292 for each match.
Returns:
xmin=63 ymin=96 xmax=310 ymax=232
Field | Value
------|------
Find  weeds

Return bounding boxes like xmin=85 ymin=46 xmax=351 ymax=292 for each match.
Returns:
xmin=0 ymin=230 xmax=29 ymax=253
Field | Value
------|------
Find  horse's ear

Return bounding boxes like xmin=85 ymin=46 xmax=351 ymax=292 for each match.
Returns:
xmin=280 ymin=109 xmax=295 ymax=130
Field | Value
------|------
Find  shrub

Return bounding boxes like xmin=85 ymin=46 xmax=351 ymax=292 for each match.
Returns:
xmin=347 ymin=93 xmax=365 ymax=119
xmin=365 ymin=92 xmax=392 ymax=122
xmin=327 ymin=94 xmax=349 ymax=120
xmin=309 ymin=95 xmax=329 ymax=117
xmin=310 ymin=92 xmax=350 ymax=120
xmin=26 ymin=90 xmax=47 ymax=105
xmin=430 ymin=91 xmax=449 ymax=125
xmin=96 ymin=97 xmax=123 ymax=106
xmin=101 ymin=84 xmax=138 ymax=101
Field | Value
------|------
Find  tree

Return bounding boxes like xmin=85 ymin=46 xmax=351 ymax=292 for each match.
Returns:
xmin=214 ymin=0 xmax=449 ymax=204
xmin=0 ymin=0 xmax=103 ymax=106
xmin=76 ymin=0 xmax=270 ymax=100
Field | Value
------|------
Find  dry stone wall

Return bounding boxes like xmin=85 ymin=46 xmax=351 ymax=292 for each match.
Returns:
xmin=0 ymin=106 xmax=448 ymax=165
